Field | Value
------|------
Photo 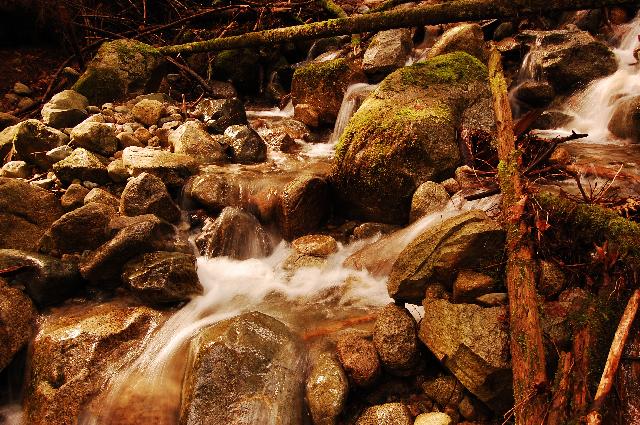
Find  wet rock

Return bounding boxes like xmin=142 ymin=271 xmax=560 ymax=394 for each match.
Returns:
xmin=512 ymin=80 xmax=556 ymax=108
xmin=84 ymin=188 xmax=120 ymax=209
xmin=0 ymin=249 xmax=82 ymax=307
xmin=122 ymin=147 xmax=197 ymax=186
xmin=38 ymin=202 xmax=116 ymax=255
xmin=413 ymin=412 xmax=452 ymax=425
xmin=25 ymin=302 xmax=161 ymax=425
xmin=292 ymin=58 xmax=366 ymax=127
xmin=0 ymin=160 xmax=29 ymax=178
xmin=277 ymin=175 xmax=329 ymax=241
xmin=282 ymin=252 xmax=327 ymax=271
xmin=122 ymin=251 xmax=202 ymax=305
xmin=186 ymin=173 xmax=243 ymax=213
xmin=169 ymin=120 xmax=228 ymax=164
xmin=419 ymin=298 xmax=512 ymax=413
xmin=532 ymin=110 xmax=572 ymax=130
xmin=0 ymin=119 xmax=68 ymax=167
xmin=193 ymin=97 xmax=247 ymax=133
xmin=427 ymin=23 xmax=487 ymax=62
xmin=41 ymin=90 xmax=89 ymax=129
xmin=120 ymin=172 xmax=181 ymax=223
xmin=306 ymin=352 xmax=349 ymax=425
xmin=355 ymin=403 xmax=412 ymax=425
xmin=61 ymin=183 xmax=90 ymax=211
xmin=333 ymin=52 xmax=494 ymax=224
xmin=0 ymin=177 xmax=64 ymax=251
xmin=224 ymin=124 xmax=267 ymax=164
xmin=453 ymin=270 xmax=497 ymax=304
xmin=73 ymin=39 xmax=166 ymax=105
xmin=422 ymin=375 xmax=464 ymax=408
xmin=132 ymin=99 xmax=165 ymax=126
xmin=336 ymin=333 xmax=380 ymax=387
xmin=195 ymin=207 xmax=272 ymax=260
xmin=538 ymin=260 xmax=566 ymax=298
xmin=180 ymin=311 xmax=304 ymax=425
xmin=53 ymin=148 xmax=110 ymax=184
xmin=363 ymin=29 xmax=413 ymax=76
xmin=388 ymin=210 xmax=505 ymax=303
xmin=0 ymin=278 xmax=34 ymax=371
xmin=608 ymin=95 xmax=640 ymax=142
xmin=373 ymin=303 xmax=419 ymax=374
xmin=410 ymin=181 xmax=450 ymax=223
xmin=70 ymin=121 xmax=119 ymax=156
xmin=292 ymin=234 xmax=338 ymax=257
xmin=351 ymin=222 xmax=399 ymax=240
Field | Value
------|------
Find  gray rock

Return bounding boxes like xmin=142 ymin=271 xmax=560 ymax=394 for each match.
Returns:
xmin=180 ymin=311 xmax=305 ymax=425
xmin=373 ymin=303 xmax=419 ymax=374
xmin=121 ymin=146 xmax=197 ymax=186
xmin=356 ymin=403 xmax=412 ymax=425
xmin=410 ymin=182 xmax=450 ymax=223
xmin=363 ymin=29 xmax=413 ymax=76
xmin=453 ymin=270 xmax=497 ymax=303
xmin=0 ymin=278 xmax=34 ymax=371
xmin=0 ymin=160 xmax=29 ymax=178
xmin=53 ymin=148 xmax=109 ymax=184
xmin=169 ymin=120 xmax=228 ymax=164
xmin=277 ymin=175 xmax=329 ymax=241
xmin=131 ymin=99 xmax=165 ymax=126
xmin=193 ymin=98 xmax=247 ymax=133
xmin=224 ymin=124 xmax=267 ymax=164
xmin=336 ymin=333 xmax=380 ymax=387
xmin=120 ymin=172 xmax=181 ymax=223
xmin=0 ymin=119 xmax=68 ymax=167
xmin=428 ymin=23 xmax=487 ymax=62
xmin=84 ymin=187 xmax=120 ymax=209
xmin=306 ymin=352 xmax=349 ymax=425
xmin=608 ymin=95 xmax=640 ymax=142
xmin=70 ymin=121 xmax=119 ymax=156
xmin=41 ymin=90 xmax=89 ymax=128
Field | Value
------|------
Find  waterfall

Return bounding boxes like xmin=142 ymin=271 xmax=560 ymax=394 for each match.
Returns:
xmin=329 ymin=82 xmax=378 ymax=145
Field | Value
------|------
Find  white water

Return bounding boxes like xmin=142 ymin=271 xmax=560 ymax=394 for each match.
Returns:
xmin=330 ymin=82 xmax=378 ymax=145
xmin=246 ymin=100 xmax=295 ymax=119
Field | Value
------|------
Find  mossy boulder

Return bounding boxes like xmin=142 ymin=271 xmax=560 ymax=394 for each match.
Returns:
xmin=73 ymin=39 xmax=166 ymax=105
xmin=332 ymin=52 xmax=494 ymax=224
xmin=212 ymin=49 xmax=260 ymax=95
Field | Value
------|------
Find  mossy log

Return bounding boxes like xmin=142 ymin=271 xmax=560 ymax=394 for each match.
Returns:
xmin=158 ymin=0 xmax=638 ymax=54
xmin=490 ymin=47 xmax=548 ymax=425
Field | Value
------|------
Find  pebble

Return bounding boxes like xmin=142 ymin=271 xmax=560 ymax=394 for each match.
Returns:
xmin=13 ymin=82 xmax=32 ymax=96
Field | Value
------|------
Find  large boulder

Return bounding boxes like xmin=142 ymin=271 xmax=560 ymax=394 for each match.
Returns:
xmin=70 ymin=121 xmax=119 ymax=156
xmin=169 ymin=120 xmax=228 ymax=164
xmin=41 ymin=90 xmax=89 ymax=129
xmin=224 ymin=124 xmax=267 ymax=164
xmin=363 ymin=29 xmax=413 ymax=76
xmin=185 ymin=173 xmax=244 ymax=213
xmin=52 ymin=148 xmax=110 ymax=184
xmin=122 ymin=147 xmax=198 ymax=186
xmin=419 ymin=298 xmax=512 ymax=413
xmin=608 ymin=95 xmax=640 ymax=142
xmin=277 ymin=175 xmax=329 ymax=241
xmin=427 ymin=23 xmax=488 ymax=62
xmin=180 ymin=311 xmax=305 ymax=425
xmin=388 ymin=210 xmax=505 ymax=303
xmin=25 ymin=303 xmax=162 ymax=425
xmin=212 ymin=49 xmax=260 ymax=95
xmin=291 ymin=58 xmax=366 ymax=127
xmin=306 ymin=352 xmax=349 ymax=425
xmin=333 ymin=52 xmax=494 ymax=224
xmin=0 ymin=177 xmax=64 ymax=251
xmin=72 ymin=39 xmax=166 ymax=105
xmin=0 ymin=119 xmax=68 ymax=167
xmin=120 ymin=172 xmax=181 ymax=223
xmin=0 ymin=278 xmax=35 ymax=371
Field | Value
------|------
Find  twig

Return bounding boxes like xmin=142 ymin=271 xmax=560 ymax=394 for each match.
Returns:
xmin=165 ymin=56 xmax=216 ymax=96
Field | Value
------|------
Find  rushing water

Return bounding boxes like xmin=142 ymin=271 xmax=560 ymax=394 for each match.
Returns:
xmin=329 ymin=82 xmax=378 ymax=145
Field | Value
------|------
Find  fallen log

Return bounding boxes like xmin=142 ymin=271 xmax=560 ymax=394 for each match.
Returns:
xmin=489 ymin=46 xmax=548 ymax=425
xmin=158 ymin=0 xmax=639 ymax=54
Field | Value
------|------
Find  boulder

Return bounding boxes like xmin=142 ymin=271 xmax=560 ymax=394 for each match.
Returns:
xmin=212 ymin=49 xmax=260 ymax=95
xmin=61 ymin=183 xmax=90 ymax=211
xmin=132 ymin=99 xmax=165 ymax=126
xmin=52 ymin=148 xmax=110 ymax=184
xmin=373 ymin=303 xmax=419 ymax=374
xmin=291 ymin=58 xmax=366 ymax=126
xmin=41 ymin=90 xmax=89 ymax=129
xmin=421 ymin=375 xmax=464 ymax=408
xmin=427 ymin=23 xmax=488 ymax=62
xmin=0 ymin=249 xmax=83 ymax=307
xmin=70 ymin=121 xmax=119 ymax=156
xmin=0 ymin=177 xmax=64 ymax=251
xmin=277 ymin=175 xmax=329 ymax=241
xmin=291 ymin=234 xmax=338 ymax=257
xmin=363 ymin=29 xmax=413 ymax=76
xmin=180 ymin=311 xmax=305 ymax=425
xmin=169 ymin=120 xmax=228 ymax=164
xmin=0 ymin=119 xmax=68 ymax=167
xmin=452 ymin=270 xmax=497 ymax=304
xmin=419 ymin=298 xmax=512 ymax=413
xmin=333 ymin=52 xmax=494 ymax=224
xmin=224 ymin=124 xmax=267 ymax=164
xmin=186 ymin=173 xmax=243 ymax=213
xmin=0 ymin=160 xmax=29 ymax=178
xmin=195 ymin=207 xmax=272 ymax=260
xmin=355 ymin=403 xmax=412 ymax=425
xmin=413 ymin=412 xmax=452 ymax=425
xmin=608 ymin=95 xmax=640 ymax=142
xmin=410 ymin=181 xmax=450 ymax=223
xmin=122 ymin=251 xmax=202 ymax=305
xmin=0 ymin=278 xmax=35 ymax=371
xmin=511 ymin=80 xmax=555 ymax=108
xmin=120 ymin=172 xmax=181 ymax=223
xmin=121 ymin=147 xmax=197 ymax=186
xmin=388 ymin=210 xmax=505 ymax=303
xmin=336 ymin=333 xmax=380 ymax=387
xmin=72 ymin=39 xmax=166 ymax=105
xmin=84 ymin=188 xmax=120 ymax=209
xmin=193 ymin=98 xmax=247 ymax=133
xmin=38 ymin=202 xmax=115 ymax=255
xmin=0 ymin=112 xmax=19 ymax=131
xmin=25 ymin=303 xmax=162 ymax=425
xmin=306 ymin=352 xmax=349 ymax=425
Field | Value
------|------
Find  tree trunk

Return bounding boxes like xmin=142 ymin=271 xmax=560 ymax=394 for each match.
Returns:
xmin=489 ymin=46 xmax=548 ymax=425
xmin=159 ymin=0 xmax=638 ymax=54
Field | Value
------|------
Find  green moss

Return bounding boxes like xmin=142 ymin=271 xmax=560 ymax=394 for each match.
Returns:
xmin=72 ymin=67 xmax=124 ymax=106
xmin=293 ymin=57 xmax=350 ymax=84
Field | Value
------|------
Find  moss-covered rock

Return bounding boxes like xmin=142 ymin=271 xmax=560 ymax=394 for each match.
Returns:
xmin=73 ymin=39 xmax=166 ymax=105
xmin=212 ymin=49 xmax=260 ymax=95
xmin=332 ymin=51 xmax=494 ymax=224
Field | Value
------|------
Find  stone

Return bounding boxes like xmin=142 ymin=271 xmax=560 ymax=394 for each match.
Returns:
xmin=410 ymin=182 xmax=450 ymax=222
xmin=333 ymin=52 xmax=494 ymax=224
xmin=195 ymin=207 xmax=273 ymax=260
xmin=224 ymin=124 xmax=267 ymax=164
xmin=277 ymin=175 xmax=329 ymax=241
xmin=41 ymin=90 xmax=89 ymax=128
xmin=0 ymin=278 xmax=34 ymax=371
xmin=107 ymin=158 xmax=129 ymax=182
xmin=72 ymin=39 xmax=166 ymax=105
xmin=458 ymin=396 xmax=477 ymax=421
xmin=538 ymin=260 xmax=566 ymax=298
xmin=122 ymin=251 xmax=202 ymax=305
xmin=212 ymin=49 xmax=261 ymax=95
xmin=419 ymin=298 xmax=512 ymax=413
xmin=453 ymin=270 xmax=497 ymax=303
xmin=0 ymin=119 xmax=68 ymax=167
xmin=61 ymin=183 xmax=90 ymax=211
xmin=413 ymin=412 xmax=452 ymax=425
xmin=427 ymin=23 xmax=487 ymax=62
xmin=25 ymin=303 xmax=161 ymax=425
xmin=38 ymin=202 xmax=115 ymax=256
xmin=0 ymin=177 xmax=64 ymax=251
xmin=84 ymin=188 xmax=120 ymax=209
xmin=0 ymin=250 xmax=82 ymax=307
xmin=186 ymin=173 xmax=243 ymax=213
xmin=169 ymin=120 xmax=228 ymax=164
xmin=180 ymin=311 xmax=305 ymax=425
xmin=292 ymin=58 xmax=366 ymax=126
xmin=336 ymin=333 xmax=380 ymax=387
xmin=533 ymin=110 xmax=573 ymax=130
xmin=0 ymin=160 xmax=29 ymax=178
xmin=117 ymin=131 xmax=144 ymax=149
xmin=131 ymin=99 xmax=165 ymax=126
xmin=70 ymin=121 xmax=119 ymax=156
xmin=193 ymin=98 xmax=247 ymax=133
xmin=306 ymin=352 xmax=349 ymax=425
xmin=351 ymin=222 xmax=399 ymax=240
xmin=0 ymin=112 xmax=19 ymax=131
xmin=422 ymin=376 xmax=464 ymax=408
xmin=46 ymin=145 xmax=73 ymax=163
xmin=388 ymin=210 xmax=504 ymax=303
xmin=440 ymin=178 xmax=460 ymax=195
xmin=373 ymin=303 xmax=419 ymax=374
xmin=53 ymin=148 xmax=110 ymax=184
xmin=475 ymin=292 xmax=508 ymax=307
xmin=122 ymin=147 xmax=197 ymax=186
xmin=282 ymin=252 xmax=327 ymax=272
xmin=363 ymin=29 xmax=413 ymax=76
xmin=120 ymin=172 xmax=180 ymax=223
xmin=356 ymin=403 xmax=412 ymax=425
xmin=291 ymin=234 xmax=338 ymax=257
xmin=13 ymin=82 xmax=32 ymax=95
xmin=608 ymin=95 xmax=640 ymax=142
xmin=512 ymin=80 xmax=555 ymax=108
xmin=493 ymin=22 xmax=514 ymax=41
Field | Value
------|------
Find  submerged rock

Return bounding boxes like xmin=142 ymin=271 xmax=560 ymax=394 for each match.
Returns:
xmin=0 ymin=278 xmax=35 ymax=371
xmin=41 ymin=90 xmax=89 ymax=129
xmin=306 ymin=352 xmax=349 ymax=425
xmin=180 ymin=311 xmax=305 ymax=425
xmin=355 ymin=403 xmax=412 ymax=425
xmin=363 ymin=29 xmax=413 ymax=76
xmin=120 ymin=172 xmax=181 ymax=223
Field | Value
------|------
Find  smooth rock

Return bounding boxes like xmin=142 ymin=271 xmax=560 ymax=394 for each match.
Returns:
xmin=427 ymin=23 xmax=487 ymax=62
xmin=512 ymin=80 xmax=555 ymax=108
xmin=356 ymin=403 xmax=412 ymax=425
xmin=13 ymin=82 xmax=32 ymax=95
xmin=453 ymin=270 xmax=497 ymax=304
xmin=193 ymin=98 xmax=247 ymax=133
xmin=84 ymin=188 xmax=120 ymax=209
xmin=169 ymin=120 xmax=228 ymax=164
xmin=61 ymin=183 xmax=90 ymax=211
xmin=185 ymin=173 xmax=243 ymax=213
xmin=53 ymin=148 xmax=110 ymax=184
xmin=70 ymin=121 xmax=119 ymax=156
xmin=122 ymin=147 xmax=197 ymax=186
xmin=410 ymin=182 xmax=450 ymax=223
xmin=224 ymin=124 xmax=267 ymax=164
xmin=413 ymin=412 xmax=452 ymax=425
xmin=132 ymin=99 xmax=165 ymax=126
xmin=373 ymin=303 xmax=419 ymax=374
xmin=608 ymin=95 xmax=640 ymax=142
xmin=363 ymin=29 xmax=413 ymax=76
xmin=41 ymin=90 xmax=89 ymax=128
xmin=120 ymin=172 xmax=181 ymax=223
xmin=277 ymin=175 xmax=329 ymax=241
xmin=0 ymin=160 xmax=29 ymax=178
xmin=0 ymin=112 xmax=19 ymax=131
xmin=0 ymin=278 xmax=34 ymax=371
xmin=306 ymin=352 xmax=349 ymax=425
xmin=291 ymin=234 xmax=337 ymax=257
xmin=336 ymin=333 xmax=380 ymax=387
